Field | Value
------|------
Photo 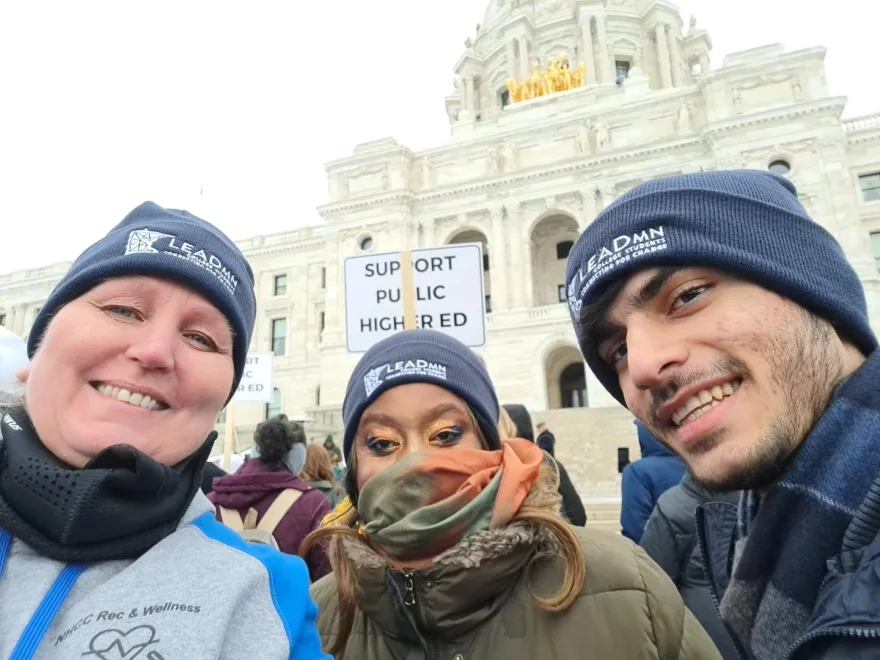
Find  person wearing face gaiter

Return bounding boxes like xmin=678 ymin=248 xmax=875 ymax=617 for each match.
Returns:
xmin=0 ymin=202 xmax=327 ymax=660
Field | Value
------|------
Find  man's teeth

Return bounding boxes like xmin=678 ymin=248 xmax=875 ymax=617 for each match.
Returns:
xmin=672 ymin=382 xmax=738 ymax=426
xmin=95 ymin=384 xmax=164 ymax=410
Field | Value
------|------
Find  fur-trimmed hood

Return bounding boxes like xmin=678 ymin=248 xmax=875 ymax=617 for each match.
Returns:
xmin=343 ymin=522 xmax=552 ymax=642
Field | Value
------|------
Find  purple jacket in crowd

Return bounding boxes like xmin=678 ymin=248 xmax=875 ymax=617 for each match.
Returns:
xmin=208 ymin=458 xmax=331 ymax=581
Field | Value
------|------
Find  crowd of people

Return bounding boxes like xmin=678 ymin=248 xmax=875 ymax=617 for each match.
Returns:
xmin=0 ymin=168 xmax=878 ymax=658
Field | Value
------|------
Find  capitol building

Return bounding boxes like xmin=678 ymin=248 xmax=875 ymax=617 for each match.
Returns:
xmin=2 ymin=0 xmax=879 ymax=504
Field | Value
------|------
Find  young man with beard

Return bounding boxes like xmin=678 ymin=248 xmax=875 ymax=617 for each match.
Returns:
xmin=564 ymin=170 xmax=880 ymax=660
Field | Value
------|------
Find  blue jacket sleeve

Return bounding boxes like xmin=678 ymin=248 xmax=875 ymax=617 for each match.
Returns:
xmin=289 ymin=595 xmax=331 ymax=660
xmin=620 ymin=464 xmax=654 ymax=543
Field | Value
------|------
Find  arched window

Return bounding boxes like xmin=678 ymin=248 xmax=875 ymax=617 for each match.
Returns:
xmin=265 ymin=387 xmax=282 ymax=419
xmin=560 ymin=363 xmax=587 ymax=408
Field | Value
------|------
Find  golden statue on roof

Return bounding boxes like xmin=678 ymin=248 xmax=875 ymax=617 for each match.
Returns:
xmin=505 ymin=53 xmax=587 ymax=103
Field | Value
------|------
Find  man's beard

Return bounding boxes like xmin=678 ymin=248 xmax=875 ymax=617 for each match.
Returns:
xmin=659 ymin=310 xmax=846 ymax=492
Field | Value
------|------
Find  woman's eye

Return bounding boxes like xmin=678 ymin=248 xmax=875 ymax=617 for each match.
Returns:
xmin=185 ymin=332 xmax=217 ymax=350
xmin=365 ymin=437 xmax=396 ymax=454
xmin=104 ymin=305 xmax=139 ymax=319
xmin=671 ymin=285 xmax=710 ymax=311
xmin=433 ymin=426 xmax=464 ymax=444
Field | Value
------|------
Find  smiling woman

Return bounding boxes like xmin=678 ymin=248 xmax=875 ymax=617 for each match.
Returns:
xmin=0 ymin=202 xmax=328 ymax=660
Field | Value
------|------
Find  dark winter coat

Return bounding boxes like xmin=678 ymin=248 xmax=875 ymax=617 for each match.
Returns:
xmin=536 ymin=429 xmax=556 ymax=456
xmin=640 ymin=473 xmax=741 ymax=659
xmin=311 ymin=524 xmax=721 ymax=659
xmin=208 ymin=458 xmax=331 ymax=581
xmin=621 ymin=422 xmax=687 ymax=542
xmin=200 ymin=460 xmax=226 ymax=495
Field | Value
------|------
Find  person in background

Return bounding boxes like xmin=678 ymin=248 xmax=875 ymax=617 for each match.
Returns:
xmin=210 ymin=415 xmax=331 ymax=580
xmin=640 ymin=474 xmax=741 ymax=659
xmin=0 ymin=201 xmax=326 ymax=659
xmin=301 ymin=444 xmax=347 ymax=508
xmin=503 ymin=404 xmax=587 ymax=527
xmin=535 ymin=422 xmax=556 ymax=456
xmin=303 ymin=329 xmax=720 ymax=659
xmin=620 ymin=420 xmax=687 ymax=542
xmin=324 ymin=435 xmax=343 ymax=465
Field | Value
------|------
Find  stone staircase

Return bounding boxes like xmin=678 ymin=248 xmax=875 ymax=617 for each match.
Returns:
xmin=583 ymin=498 xmax=622 ymax=533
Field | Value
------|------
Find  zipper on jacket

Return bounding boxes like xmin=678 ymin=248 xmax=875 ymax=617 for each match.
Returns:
xmin=398 ymin=572 xmax=441 ymax=660
xmin=785 ymin=623 xmax=880 ymax=658
xmin=695 ymin=508 xmax=751 ymax=660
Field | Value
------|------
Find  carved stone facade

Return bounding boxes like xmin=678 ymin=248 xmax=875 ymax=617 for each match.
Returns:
xmin=1 ymin=1 xmax=880 ymax=501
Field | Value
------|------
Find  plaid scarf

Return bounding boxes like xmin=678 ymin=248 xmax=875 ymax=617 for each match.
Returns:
xmin=355 ymin=439 xmax=543 ymax=569
xmin=720 ymin=350 xmax=880 ymax=660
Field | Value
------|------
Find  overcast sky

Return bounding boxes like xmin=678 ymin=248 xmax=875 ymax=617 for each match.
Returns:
xmin=1 ymin=0 xmax=876 ymax=275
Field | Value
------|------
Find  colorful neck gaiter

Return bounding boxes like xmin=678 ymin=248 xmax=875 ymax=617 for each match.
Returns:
xmin=357 ymin=438 xmax=544 ymax=568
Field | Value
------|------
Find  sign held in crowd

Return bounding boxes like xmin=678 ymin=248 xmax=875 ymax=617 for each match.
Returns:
xmin=233 ymin=352 xmax=275 ymax=403
xmin=344 ymin=244 xmax=486 ymax=352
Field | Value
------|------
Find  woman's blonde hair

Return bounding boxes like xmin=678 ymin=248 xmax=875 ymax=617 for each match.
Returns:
xmin=301 ymin=444 xmax=337 ymax=484
xmin=300 ymin=409 xmax=586 ymax=655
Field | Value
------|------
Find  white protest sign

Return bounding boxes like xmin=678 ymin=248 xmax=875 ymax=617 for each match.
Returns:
xmin=233 ymin=352 xmax=274 ymax=403
xmin=344 ymin=243 xmax=486 ymax=353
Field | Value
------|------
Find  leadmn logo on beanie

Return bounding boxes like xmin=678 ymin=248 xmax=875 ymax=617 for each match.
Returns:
xmin=364 ymin=359 xmax=448 ymax=397
xmin=123 ymin=228 xmax=240 ymax=294
xmin=566 ymin=225 xmax=668 ymax=317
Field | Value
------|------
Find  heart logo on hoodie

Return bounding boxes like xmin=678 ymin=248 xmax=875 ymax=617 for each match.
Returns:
xmin=85 ymin=624 xmax=159 ymax=660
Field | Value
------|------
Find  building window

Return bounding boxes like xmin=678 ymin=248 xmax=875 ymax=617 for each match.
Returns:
xmin=320 ymin=266 xmax=326 ymax=289
xmin=560 ymin=363 xmax=587 ymax=408
xmin=315 ymin=385 xmax=321 ymax=406
xmin=360 ymin=236 xmax=373 ymax=251
xmin=216 ymin=409 xmax=226 ymax=425
xmin=273 ymin=274 xmax=288 ymax=296
xmin=872 ymin=232 xmax=880 ymax=271
xmin=0 ymin=313 xmax=5 ymax=327
xmin=556 ymin=241 xmax=574 ymax=259
xmin=483 ymin=253 xmax=490 ymax=271
xmin=859 ymin=173 xmax=880 ymax=202
xmin=271 ymin=318 xmax=287 ymax=356
xmin=615 ymin=60 xmax=630 ymax=85
xmin=319 ymin=311 xmax=325 ymax=332
xmin=500 ymin=89 xmax=511 ymax=108
xmin=485 ymin=295 xmax=492 ymax=313
xmin=769 ymin=160 xmax=791 ymax=175
xmin=265 ymin=388 xmax=282 ymax=420
xmin=557 ymin=285 xmax=566 ymax=303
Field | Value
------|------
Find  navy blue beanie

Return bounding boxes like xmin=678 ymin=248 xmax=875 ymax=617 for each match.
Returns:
xmin=565 ymin=169 xmax=878 ymax=406
xmin=342 ymin=329 xmax=501 ymax=460
xmin=28 ymin=202 xmax=256 ymax=402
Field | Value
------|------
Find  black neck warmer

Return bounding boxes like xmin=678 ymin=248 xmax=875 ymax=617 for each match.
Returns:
xmin=0 ymin=408 xmax=213 ymax=563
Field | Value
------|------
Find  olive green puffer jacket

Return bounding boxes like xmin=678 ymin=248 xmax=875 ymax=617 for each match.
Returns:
xmin=310 ymin=524 xmax=722 ymax=659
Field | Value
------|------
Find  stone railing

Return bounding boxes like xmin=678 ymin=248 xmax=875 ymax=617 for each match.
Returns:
xmin=843 ymin=113 xmax=880 ymax=132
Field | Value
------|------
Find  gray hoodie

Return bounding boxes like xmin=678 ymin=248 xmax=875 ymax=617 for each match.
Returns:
xmin=0 ymin=491 xmax=330 ymax=659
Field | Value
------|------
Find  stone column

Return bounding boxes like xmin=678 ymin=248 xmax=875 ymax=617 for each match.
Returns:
xmin=489 ymin=207 xmax=510 ymax=310
xmin=655 ymin=24 xmax=672 ymax=89
xmin=598 ymin=182 xmax=616 ymax=211
xmin=596 ymin=16 xmax=612 ymax=83
xmin=517 ymin=38 xmax=530 ymax=80
xmin=464 ymin=76 xmax=476 ymax=113
xmin=420 ymin=217 xmax=437 ymax=248
xmin=510 ymin=206 xmax=528 ymax=308
xmin=581 ymin=17 xmax=597 ymax=85
xmin=7 ymin=306 xmax=18 ymax=336
xmin=522 ymin=234 xmax=535 ymax=308
xmin=581 ymin=188 xmax=598 ymax=231
xmin=506 ymin=40 xmax=517 ymax=80
xmin=669 ymin=28 xmax=683 ymax=87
